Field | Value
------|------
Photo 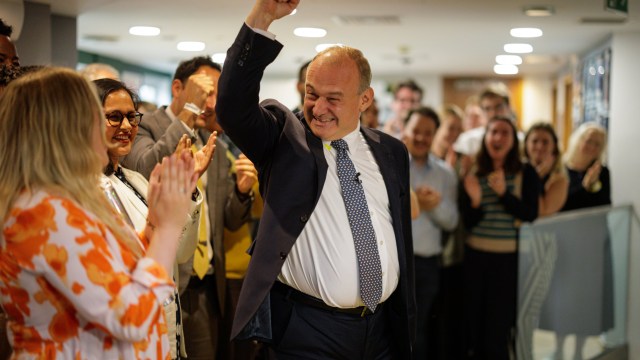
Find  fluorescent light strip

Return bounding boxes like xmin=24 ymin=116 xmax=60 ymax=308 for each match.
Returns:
xmin=504 ymin=43 xmax=533 ymax=54
xmin=510 ymin=27 xmax=543 ymax=38
xmin=294 ymin=27 xmax=327 ymax=38
xmin=129 ymin=26 xmax=160 ymax=36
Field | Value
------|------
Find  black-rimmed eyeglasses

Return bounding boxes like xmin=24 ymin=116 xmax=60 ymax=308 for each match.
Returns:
xmin=105 ymin=111 xmax=143 ymax=127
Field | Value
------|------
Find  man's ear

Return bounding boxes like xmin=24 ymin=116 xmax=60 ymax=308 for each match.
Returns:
xmin=359 ymin=87 xmax=374 ymax=112
xmin=171 ymin=79 xmax=183 ymax=99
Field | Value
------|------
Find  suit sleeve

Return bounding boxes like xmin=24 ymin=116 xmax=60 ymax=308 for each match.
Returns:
xmin=216 ymin=23 xmax=286 ymax=167
xmin=123 ymin=114 xmax=191 ymax=180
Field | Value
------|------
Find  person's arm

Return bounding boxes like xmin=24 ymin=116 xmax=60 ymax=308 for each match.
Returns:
xmin=538 ymin=172 xmax=568 ymax=216
xmin=216 ymin=1 xmax=299 ymax=167
xmin=426 ymin=166 xmax=459 ymax=231
xmin=460 ymin=173 xmax=483 ymax=229
xmin=16 ymin=198 xmax=173 ymax=342
xmin=123 ymin=114 xmax=193 ymax=180
xmin=499 ymin=164 xmax=539 ymax=222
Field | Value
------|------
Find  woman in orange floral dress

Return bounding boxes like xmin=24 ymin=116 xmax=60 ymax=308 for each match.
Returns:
xmin=0 ymin=67 xmax=198 ymax=359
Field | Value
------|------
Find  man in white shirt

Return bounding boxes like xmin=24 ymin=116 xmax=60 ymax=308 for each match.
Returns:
xmin=215 ymin=0 xmax=416 ymax=358
xmin=404 ymin=106 xmax=459 ymax=359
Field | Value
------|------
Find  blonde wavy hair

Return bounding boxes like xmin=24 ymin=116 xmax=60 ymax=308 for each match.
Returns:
xmin=563 ymin=122 xmax=607 ymax=166
xmin=0 ymin=67 xmax=142 ymax=257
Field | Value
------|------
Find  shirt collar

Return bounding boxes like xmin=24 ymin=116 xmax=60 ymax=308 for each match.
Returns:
xmin=323 ymin=123 xmax=362 ymax=153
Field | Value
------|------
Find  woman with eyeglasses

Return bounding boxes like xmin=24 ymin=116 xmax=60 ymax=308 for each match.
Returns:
xmin=0 ymin=67 xmax=197 ymax=358
xmin=94 ymin=78 xmax=215 ymax=359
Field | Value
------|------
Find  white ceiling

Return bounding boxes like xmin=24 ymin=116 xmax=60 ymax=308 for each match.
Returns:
xmin=44 ymin=0 xmax=639 ymax=77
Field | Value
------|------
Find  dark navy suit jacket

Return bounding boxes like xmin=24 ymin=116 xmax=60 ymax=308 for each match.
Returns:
xmin=217 ymin=23 xmax=416 ymax=358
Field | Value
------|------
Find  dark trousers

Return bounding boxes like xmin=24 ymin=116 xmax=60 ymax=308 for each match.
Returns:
xmin=464 ymin=247 xmax=517 ymax=360
xmin=219 ymin=278 xmax=263 ymax=360
xmin=431 ymin=263 xmax=465 ymax=360
xmin=413 ymin=255 xmax=440 ymax=360
xmin=268 ymin=284 xmax=398 ymax=360
xmin=180 ymin=274 xmax=221 ymax=360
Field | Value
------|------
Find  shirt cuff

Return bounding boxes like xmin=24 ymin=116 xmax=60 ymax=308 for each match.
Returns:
xmin=246 ymin=22 xmax=276 ymax=40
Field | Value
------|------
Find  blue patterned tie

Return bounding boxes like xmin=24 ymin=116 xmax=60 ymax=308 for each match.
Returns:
xmin=331 ymin=139 xmax=383 ymax=311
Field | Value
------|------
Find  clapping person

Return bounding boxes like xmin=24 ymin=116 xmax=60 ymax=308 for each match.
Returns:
xmin=524 ymin=122 xmax=568 ymax=216
xmin=94 ymin=78 xmax=216 ymax=359
xmin=0 ymin=68 xmax=197 ymax=358
xmin=562 ymin=122 xmax=610 ymax=211
xmin=461 ymin=116 xmax=539 ymax=359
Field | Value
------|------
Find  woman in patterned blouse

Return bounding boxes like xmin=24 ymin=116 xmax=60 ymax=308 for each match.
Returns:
xmin=0 ymin=67 xmax=198 ymax=359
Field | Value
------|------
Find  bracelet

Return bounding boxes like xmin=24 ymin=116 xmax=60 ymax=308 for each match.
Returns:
xmin=183 ymin=102 xmax=203 ymax=116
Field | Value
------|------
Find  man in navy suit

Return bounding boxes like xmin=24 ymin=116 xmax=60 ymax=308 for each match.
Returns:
xmin=216 ymin=0 xmax=416 ymax=358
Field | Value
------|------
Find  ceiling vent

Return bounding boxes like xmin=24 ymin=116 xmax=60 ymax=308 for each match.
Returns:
xmin=332 ymin=15 xmax=401 ymax=26
xmin=82 ymin=34 xmax=119 ymax=42
xmin=580 ymin=17 xmax=627 ymax=24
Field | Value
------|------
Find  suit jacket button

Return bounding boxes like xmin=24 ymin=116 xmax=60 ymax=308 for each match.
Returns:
xmin=279 ymin=252 xmax=287 ymax=260
xmin=300 ymin=214 xmax=308 ymax=222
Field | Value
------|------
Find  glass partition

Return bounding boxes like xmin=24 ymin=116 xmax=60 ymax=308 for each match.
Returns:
xmin=517 ymin=205 xmax=634 ymax=360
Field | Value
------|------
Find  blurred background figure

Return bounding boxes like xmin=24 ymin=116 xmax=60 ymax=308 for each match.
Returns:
xmin=454 ymin=84 xmax=513 ymax=158
xmin=524 ymin=122 xmax=568 ymax=217
xmin=79 ymin=62 xmax=120 ymax=81
xmin=383 ymin=79 xmax=423 ymax=139
xmin=540 ymin=122 xmax=612 ymax=360
xmin=432 ymin=104 xmax=464 ymax=168
xmin=0 ymin=18 xmax=19 ymax=68
xmin=360 ymin=97 xmax=380 ymax=129
xmin=403 ymin=106 xmax=459 ymax=360
xmin=292 ymin=60 xmax=311 ymax=113
xmin=138 ymin=100 xmax=159 ymax=115
xmin=463 ymin=95 xmax=486 ymax=131
xmin=461 ymin=116 xmax=539 ymax=360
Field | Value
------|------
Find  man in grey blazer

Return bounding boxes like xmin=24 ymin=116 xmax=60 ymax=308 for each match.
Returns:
xmin=122 ymin=56 xmax=255 ymax=359
xmin=216 ymin=0 xmax=416 ymax=358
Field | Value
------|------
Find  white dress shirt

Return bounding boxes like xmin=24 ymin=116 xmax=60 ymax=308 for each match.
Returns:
xmin=278 ymin=124 xmax=400 ymax=308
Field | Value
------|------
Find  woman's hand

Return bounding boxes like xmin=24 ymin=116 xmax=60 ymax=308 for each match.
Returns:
xmin=582 ymin=160 xmax=602 ymax=191
xmin=488 ymin=169 xmax=506 ymax=196
xmin=147 ymin=153 xmax=198 ymax=231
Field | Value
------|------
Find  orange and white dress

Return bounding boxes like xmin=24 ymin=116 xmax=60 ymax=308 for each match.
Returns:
xmin=0 ymin=190 xmax=173 ymax=359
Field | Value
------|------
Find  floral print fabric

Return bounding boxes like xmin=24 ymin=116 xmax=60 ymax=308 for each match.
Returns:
xmin=0 ymin=190 xmax=173 ymax=359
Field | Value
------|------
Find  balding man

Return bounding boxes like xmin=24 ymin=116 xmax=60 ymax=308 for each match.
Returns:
xmin=216 ymin=0 xmax=416 ymax=358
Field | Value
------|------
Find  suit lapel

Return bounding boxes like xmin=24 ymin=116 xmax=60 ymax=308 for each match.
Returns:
xmin=361 ymin=128 xmax=402 ymax=204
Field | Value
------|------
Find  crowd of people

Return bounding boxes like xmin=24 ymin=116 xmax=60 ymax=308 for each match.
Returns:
xmin=0 ymin=0 xmax=613 ymax=359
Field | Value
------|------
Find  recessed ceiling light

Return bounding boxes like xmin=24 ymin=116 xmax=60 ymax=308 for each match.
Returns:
xmin=510 ymin=27 xmax=543 ymax=38
xmin=293 ymin=27 xmax=327 ymax=38
xmin=129 ymin=26 xmax=160 ymax=36
xmin=523 ymin=5 xmax=554 ymax=17
xmin=496 ymin=55 xmax=523 ymax=65
xmin=504 ymin=43 xmax=533 ymax=54
xmin=315 ymin=43 xmax=344 ymax=52
xmin=177 ymin=41 xmax=205 ymax=52
xmin=494 ymin=64 xmax=519 ymax=75
xmin=212 ymin=53 xmax=226 ymax=63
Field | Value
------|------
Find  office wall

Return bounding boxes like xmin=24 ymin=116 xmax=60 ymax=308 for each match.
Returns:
xmin=14 ymin=1 xmax=51 ymax=66
xmin=609 ymin=31 xmax=640 ymax=359
xmin=521 ymin=76 xmax=554 ymax=130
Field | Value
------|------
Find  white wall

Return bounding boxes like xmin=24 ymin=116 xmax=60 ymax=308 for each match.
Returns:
xmin=609 ymin=31 xmax=640 ymax=359
xmin=521 ymin=76 xmax=554 ymax=130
